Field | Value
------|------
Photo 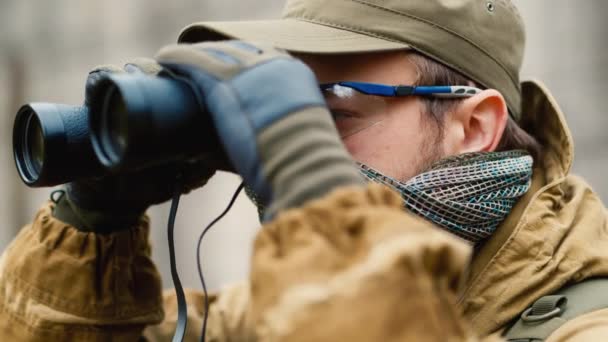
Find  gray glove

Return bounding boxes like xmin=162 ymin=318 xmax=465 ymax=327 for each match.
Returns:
xmin=155 ymin=41 xmax=364 ymax=220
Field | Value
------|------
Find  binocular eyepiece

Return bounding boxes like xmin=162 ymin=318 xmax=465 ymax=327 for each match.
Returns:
xmin=13 ymin=72 xmax=220 ymax=187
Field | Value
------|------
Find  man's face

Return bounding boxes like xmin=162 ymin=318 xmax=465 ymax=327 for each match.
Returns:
xmin=298 ymin=51 xmax=446 ymax=182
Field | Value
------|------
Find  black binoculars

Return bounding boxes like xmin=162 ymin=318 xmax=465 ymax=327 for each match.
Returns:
xmin=13 ymin=72 xmax=222 ymax=187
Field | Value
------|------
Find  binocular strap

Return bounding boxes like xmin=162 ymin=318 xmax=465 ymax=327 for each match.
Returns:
xmin=167 ymin=178 xmax=245 ymax=342
xmin=168 ymin=180 xmax=188 ymax=342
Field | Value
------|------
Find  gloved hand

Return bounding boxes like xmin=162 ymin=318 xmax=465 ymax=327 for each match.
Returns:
xmin=52 ymin=58 xmax=215 ymax=233
xmin=155 ymin=41 xmax=364 ymax=220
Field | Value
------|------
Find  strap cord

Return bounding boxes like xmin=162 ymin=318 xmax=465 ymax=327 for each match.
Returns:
xmin=168 ymin=177 xmax=245 ymax=342
xmin=169 ymin=174 xmax=187 ymax=342
xmin=197 ymin=182 xmax=245 ymax=342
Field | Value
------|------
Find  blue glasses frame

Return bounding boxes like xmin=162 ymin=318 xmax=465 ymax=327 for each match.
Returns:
xmin=320 ymin=81 xmax=482 ymax=98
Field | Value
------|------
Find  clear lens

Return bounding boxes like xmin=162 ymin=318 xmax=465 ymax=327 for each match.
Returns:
xmin=101 ymin=86 xmax=128 ymax=162
xmin=25 ymin=115 xmax=45 ymax=176
xmin=322 ymin=84 xmax=389 ymax=138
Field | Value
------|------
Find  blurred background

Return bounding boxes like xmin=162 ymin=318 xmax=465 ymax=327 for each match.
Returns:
xmin=0 ymin=0 xmax=606 ymax=291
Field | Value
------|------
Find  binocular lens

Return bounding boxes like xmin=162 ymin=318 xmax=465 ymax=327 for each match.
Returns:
xmin=100 ymin=85 xmax=128 ymax=164
xmin=25 ymin=114 xmax=45 ymax=176
xmin=13 ymin=103 xmax=104 ymax=187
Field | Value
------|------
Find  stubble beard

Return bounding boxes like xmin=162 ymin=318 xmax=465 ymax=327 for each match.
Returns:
xmin=404 ymin=119 xmax=446 ymax=182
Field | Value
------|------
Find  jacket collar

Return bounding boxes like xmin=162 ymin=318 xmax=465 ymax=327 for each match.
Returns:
xmin=458 ymin=80 xmax=608 ymax=335
xmin=520 ymin=80 xmax=574 ymax=179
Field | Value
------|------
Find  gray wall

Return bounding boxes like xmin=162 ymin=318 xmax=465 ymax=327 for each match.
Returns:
xmin=1 ymin=0 xmax=606 ymax=291
xmin=514 ymin=1 xmax=608 ymax=197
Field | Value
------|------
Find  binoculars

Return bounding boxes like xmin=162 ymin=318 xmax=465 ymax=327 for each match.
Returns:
xmin=13 ymin=72 xmax=222 ymax=187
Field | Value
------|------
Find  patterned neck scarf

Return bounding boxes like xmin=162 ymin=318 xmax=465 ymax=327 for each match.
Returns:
xmin=245 ymin=150 xmax=533 ymax=244
xmin=359 ymin=150 xmax=533 ymax=244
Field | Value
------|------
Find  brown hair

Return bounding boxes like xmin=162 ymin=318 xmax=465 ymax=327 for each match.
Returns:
xmin=406 ymin=53 xmax=542 ymax=161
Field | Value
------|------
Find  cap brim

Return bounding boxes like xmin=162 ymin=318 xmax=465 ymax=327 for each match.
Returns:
xmin=178 ymin=18 xmax=409 ymax=54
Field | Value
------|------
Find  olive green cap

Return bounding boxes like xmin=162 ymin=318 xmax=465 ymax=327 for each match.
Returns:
xmin=179 ymin=0 xmax=526 ymax=120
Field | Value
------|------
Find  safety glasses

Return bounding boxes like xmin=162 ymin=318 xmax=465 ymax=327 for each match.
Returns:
xmin=320 ymin=81 xmax=482 ymax=138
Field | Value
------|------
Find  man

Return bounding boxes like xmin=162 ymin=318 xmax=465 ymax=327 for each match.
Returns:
xmin=1 ymin=0 xmax=607 ymax=341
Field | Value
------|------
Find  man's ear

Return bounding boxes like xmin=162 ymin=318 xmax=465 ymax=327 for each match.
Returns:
xmin=443 ymin=89 xmax=508 ymax=155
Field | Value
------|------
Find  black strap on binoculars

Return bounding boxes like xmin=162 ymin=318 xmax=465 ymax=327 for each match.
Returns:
xmin=168 ymin=176 xmax=245 ymax=342
xmin=197 ymin=182 xmax=245 ymax=342
xmin=168 ymin=175 xmax=188 ymax=342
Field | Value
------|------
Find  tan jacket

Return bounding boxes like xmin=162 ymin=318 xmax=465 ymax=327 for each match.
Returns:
xmin=0 ymin=80 xmax=607 ymax=341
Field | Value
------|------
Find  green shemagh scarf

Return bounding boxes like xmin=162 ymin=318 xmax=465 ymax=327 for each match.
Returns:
xmin=359 ymin=150 xmax=533 ymax=244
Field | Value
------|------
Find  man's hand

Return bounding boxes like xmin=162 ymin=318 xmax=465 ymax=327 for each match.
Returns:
xmin=52 ymin=59 xmax=215 ymax=233
xmin=156 ymin=41 xmax=364 ymax=219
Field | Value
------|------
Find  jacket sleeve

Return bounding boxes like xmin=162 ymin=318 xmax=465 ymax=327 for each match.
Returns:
xmin=0 ymin=184 xmax=499 ymax=341
xmin=247 ymin=183 xmax=478 ymax=341
xmin=0 ymin=201 xmax=164 ymax=341
xmin=150 ymin=183 xmax=499 ymax=341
